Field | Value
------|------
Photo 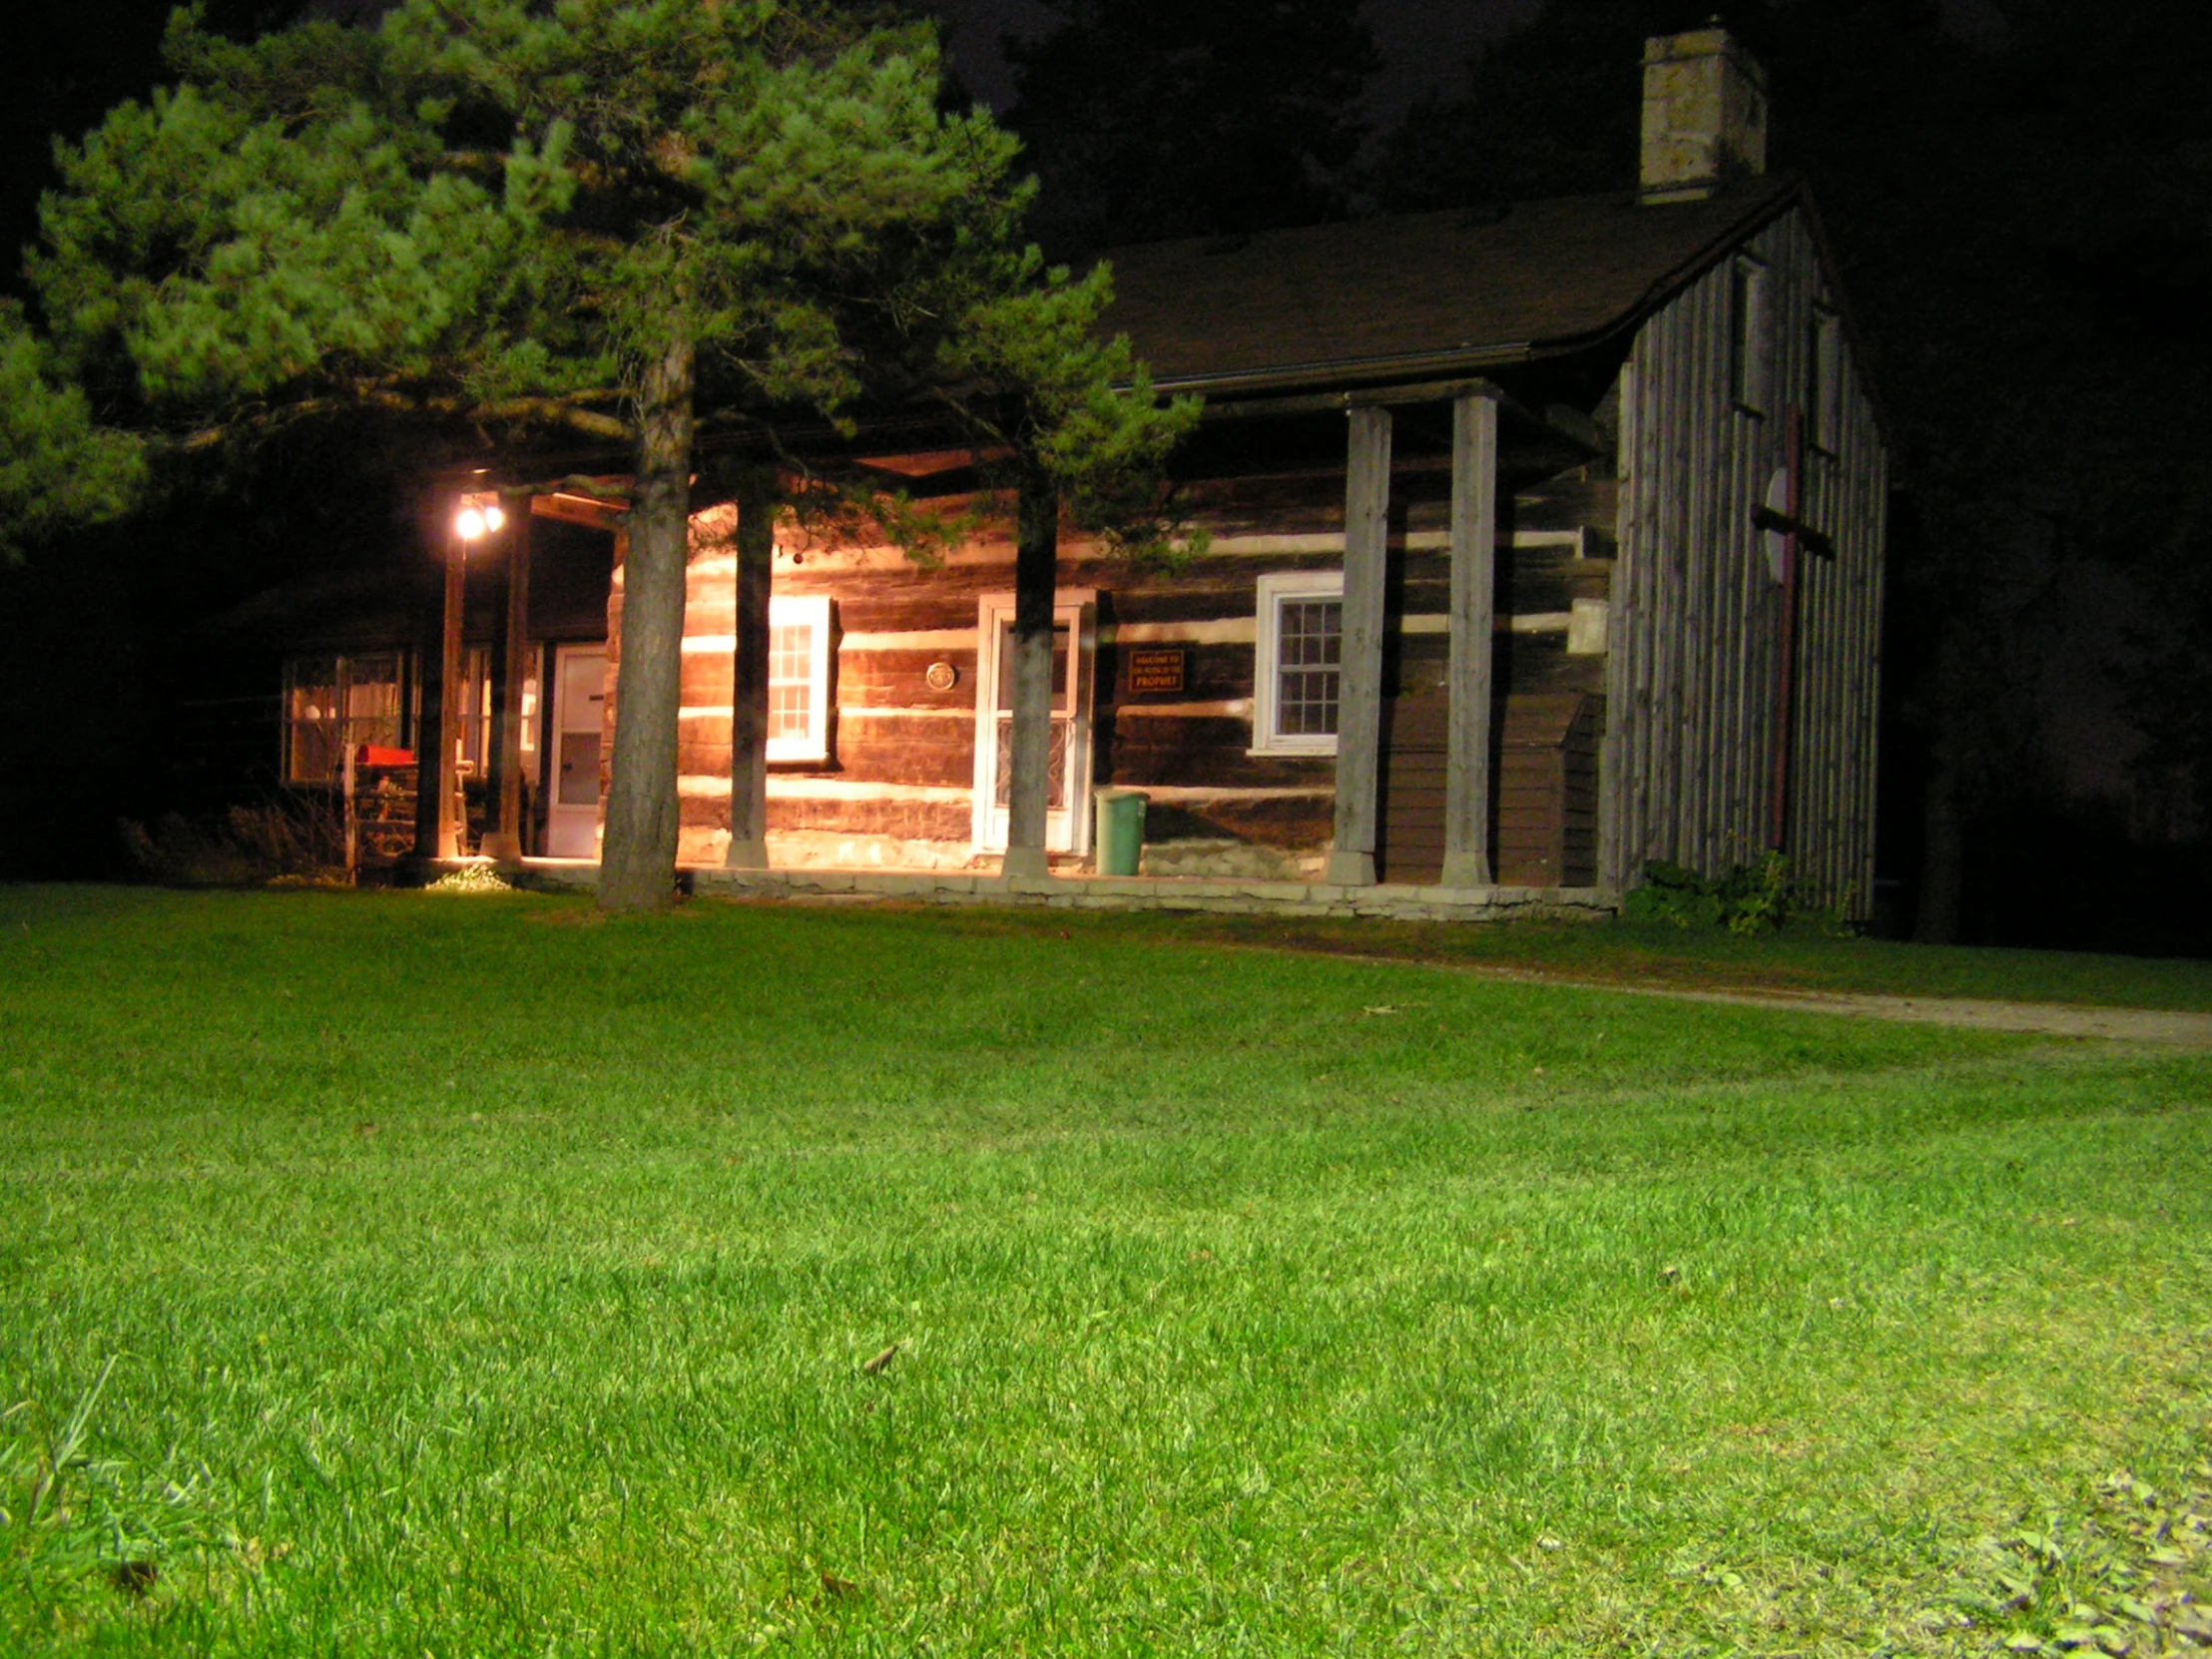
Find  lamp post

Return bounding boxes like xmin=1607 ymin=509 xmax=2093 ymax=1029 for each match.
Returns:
xmin=436 ymin=491 xmax=505 ymax=861
xmin=481 ymin=495 xmax=532 ymax=863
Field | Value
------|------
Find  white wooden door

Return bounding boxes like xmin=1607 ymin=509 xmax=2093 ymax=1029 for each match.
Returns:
xmin=972 ymin=594 xmax=1094 ymax=856
xmin=545 ymin=645 xmax=608 ymax=857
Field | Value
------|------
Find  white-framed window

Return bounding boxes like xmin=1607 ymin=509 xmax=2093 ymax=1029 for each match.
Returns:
xmin=1252 ymin=570 xmax=1344 ymax=756
xmin=766 ymin=593 xmax=832 ymax=763
xmin=1729 ymin=256 xmax=1772 ymax=416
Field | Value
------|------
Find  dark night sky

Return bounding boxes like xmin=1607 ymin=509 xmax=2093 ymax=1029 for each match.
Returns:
xmin=921 ymin=0 xmax=2008 ymax=125
xmin=924 ymin=0 xmax=1541 ymax=126
xmin=3 ymin=0 xmax=1539 ymax=280
xmin=4 ymin=0 xmax=2016 ymax=269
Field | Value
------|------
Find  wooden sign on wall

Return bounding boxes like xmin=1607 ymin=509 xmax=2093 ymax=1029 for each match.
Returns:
xmin=1126 ymin=648 xmax=1187 ymax=694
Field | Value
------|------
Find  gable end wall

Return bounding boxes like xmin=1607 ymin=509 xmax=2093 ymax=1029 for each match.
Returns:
xmin=1602 ymin=205 xmax=1888 ymax=913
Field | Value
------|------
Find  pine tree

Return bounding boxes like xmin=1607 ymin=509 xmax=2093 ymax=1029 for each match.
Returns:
xmin=5 ymin=0 xmax=1194 ymax=910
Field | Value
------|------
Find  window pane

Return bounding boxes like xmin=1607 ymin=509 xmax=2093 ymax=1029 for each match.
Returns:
xmin=994 ymin=621 xmax=1072 ymax=714
xmin=1811 ymin=309 xmax=1843 ymax=451
xmin=992 ymin=720 xmax=1069 ymax=811
xmin=518 ymin=668 xmax=539 ymax=760
xmin=289 ymin=720 xmax=339 ymax=784
xmin=1732 ymin=261 xmax=1771 ymax=412
xmin=285 ymin=658 xmax=339 ymax=782
xmin=1276 ymin=597 xmax=1341 ymax=737
xmin=557 ymin=732 xmax=601 ymax=807
xmin=343 ymin=655 xmax=401 ymax=751
xmin=769 ymin=623 xmax=813 ymax=740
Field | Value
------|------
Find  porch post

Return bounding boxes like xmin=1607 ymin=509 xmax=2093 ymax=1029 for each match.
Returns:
xmin=410 ymin=501 xmax=446 ymax=864
xmin=1001 ymin=473 xmax=1058 ymax=881
xmin=725 ymin=465 xmax=776 ymax=869
xmin=1327 ymin=405 xmax=1390 ymax=886
xmin=482 ymin=501 xmax=530 ymax=861
xmin=599 ymin=529 xmax=628 ymax=860
xmin=434 ymin=507 xmax=467 ymax=860
xmin=1440 ymin=392 xmax=1499 ymax=887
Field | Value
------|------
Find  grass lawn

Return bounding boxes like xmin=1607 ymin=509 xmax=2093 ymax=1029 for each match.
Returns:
xmin=2 ymin=884 xmax=2208 ymax=1657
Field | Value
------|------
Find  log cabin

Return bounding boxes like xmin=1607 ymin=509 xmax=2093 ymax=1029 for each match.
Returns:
xmin=249 ymin=28 xmax=1887 ymax=914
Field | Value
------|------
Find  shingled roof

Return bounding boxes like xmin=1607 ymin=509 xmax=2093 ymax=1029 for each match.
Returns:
xmin=1098 ymin=176 xmax=1800 ymax=395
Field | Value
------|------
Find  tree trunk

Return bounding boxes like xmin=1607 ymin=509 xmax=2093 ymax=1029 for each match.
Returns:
xmin=1002 ymin=474 xmax=1057 ymax=880
xmin=598 ymin=335 xmax=696 ymax=913
xmin=725 ymin=462 xmax=776 ymax=869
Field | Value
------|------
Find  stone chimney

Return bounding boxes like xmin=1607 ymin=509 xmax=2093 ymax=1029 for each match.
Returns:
xmin=1639 ymin=26 xmax=1768 ymax=204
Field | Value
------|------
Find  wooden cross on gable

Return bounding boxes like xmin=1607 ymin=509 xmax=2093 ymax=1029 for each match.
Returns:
xmin=1755 ymin=407 xmax=1834 ymax=574
xmin=1754 ymin=493 xmax=1835 ymax=564
xmin=1755 ymin=408 xmax=1833 ymax=852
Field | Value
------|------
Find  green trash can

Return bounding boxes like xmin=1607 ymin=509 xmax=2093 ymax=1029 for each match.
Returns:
xmin=1093 ymin=788 xmax=1148 ymax=876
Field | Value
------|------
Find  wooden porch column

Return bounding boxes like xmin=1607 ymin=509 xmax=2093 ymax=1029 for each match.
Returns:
xmin=1440 ymin=392 xmax=1499 ymax=887
xmin=433 ymin=511 xmax=467 ymax=861
xmin=725 ymin=465 xmax=776 ymax=869
xmin=1327 ymin=406 xmax=1390 ymax=886
xmin=410 ymin=505 xmax=447 ymax=864
xmin=481 ymin=503 xmax=531 ymax=861
xmin=1001 ymin=473 xmax=1058 ymax=881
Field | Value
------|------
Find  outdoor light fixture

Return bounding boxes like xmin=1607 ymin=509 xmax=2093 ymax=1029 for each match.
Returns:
xmin=454 ymin=492 xmax=506 ymax=542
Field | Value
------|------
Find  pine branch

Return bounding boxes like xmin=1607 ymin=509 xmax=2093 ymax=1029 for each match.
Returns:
xmin=167 ymin=384 xmax=633 ymax=453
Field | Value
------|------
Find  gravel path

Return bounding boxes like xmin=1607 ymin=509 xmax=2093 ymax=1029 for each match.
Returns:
xmin=1205 ymin=937 xmax=2212 ymax=1049
xmin=1611 ymin=984 xmax=2212 ymax=1048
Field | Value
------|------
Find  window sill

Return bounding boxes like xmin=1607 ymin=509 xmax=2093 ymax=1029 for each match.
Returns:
xmin=1247 ymin=743 xmax=1338 ymax=760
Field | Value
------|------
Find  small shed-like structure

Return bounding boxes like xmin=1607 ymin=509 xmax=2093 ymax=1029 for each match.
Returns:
xmin=249 ymin=27 xmax=1886 ymax=914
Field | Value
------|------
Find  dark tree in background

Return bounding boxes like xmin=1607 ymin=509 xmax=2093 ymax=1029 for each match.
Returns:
xmin=1371 ymin=0 xmax=1683 ymax=212
xmin=0 ymin=0 xmax=385 ymax=882
xmin=1370 ymin=0 xmax=2212 ymax=949
xmin=1002 ymin=0 xmax=1380 ymax=255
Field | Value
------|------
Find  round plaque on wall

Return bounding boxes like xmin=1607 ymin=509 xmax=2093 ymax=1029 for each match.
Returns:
xmin=924 ymin=661 xmax=958 ymax=692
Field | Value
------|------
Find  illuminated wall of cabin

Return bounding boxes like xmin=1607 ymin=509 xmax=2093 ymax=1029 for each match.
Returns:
xmin=634 ymin=459 xmax=1622 ymax=884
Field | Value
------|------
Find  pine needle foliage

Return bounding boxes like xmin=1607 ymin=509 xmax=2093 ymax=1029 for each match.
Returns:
xmin=3 ymin=0 xmax=1197 ymax=910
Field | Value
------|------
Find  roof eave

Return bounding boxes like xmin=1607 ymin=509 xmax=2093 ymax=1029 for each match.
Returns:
xmin=1153 ymin=340 xmax=1537 ymax=402
xmin=1138 ymin=176 xmax=1814 ymax=409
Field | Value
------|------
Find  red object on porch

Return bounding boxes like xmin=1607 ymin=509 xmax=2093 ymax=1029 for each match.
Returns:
xmin=357 ymin=745 xmax=415 ymax=767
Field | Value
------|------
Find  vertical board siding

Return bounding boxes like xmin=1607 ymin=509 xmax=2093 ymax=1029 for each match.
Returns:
xmin=1603 ymin=205 xmax=1886 ymax=914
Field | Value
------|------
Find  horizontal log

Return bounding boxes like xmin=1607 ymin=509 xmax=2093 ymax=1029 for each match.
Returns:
xmin=1493 ymin=639 xmax=1606 ymax=698
xmin=1143 ymin=796 xmax=1332 ymax=849
xmin=1107 ymin=744 xmax=1335 ymax=790
xmin=1101 ymin=714 xmax=1253 ymax=751
xmin=768 ymin=798 xmax=972 ymax=840
xmin=1508 ymin=472 xmax=1620 ymax=535
xmin=809 ymin=736 xmax=978 ymax=789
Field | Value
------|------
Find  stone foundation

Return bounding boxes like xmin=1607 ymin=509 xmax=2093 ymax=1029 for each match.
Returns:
xmin=679 ymin=827 xmax=988 ymax=871
xmin=1138 ymin=837 xmax=1328 ymax=882
xmin=521 ymin=858 xmax=1618 ymax=923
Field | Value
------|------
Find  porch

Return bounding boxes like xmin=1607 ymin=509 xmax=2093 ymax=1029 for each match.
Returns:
xmin=510 ymin=856 xmax=1617 ymax=922
xmin=265 ymin=374 xmax=1618 ymax=898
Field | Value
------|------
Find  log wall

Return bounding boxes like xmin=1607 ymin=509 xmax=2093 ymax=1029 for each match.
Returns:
xmin=1604 ymin=204 xmax=1887 ymax=913
xmin=592 ymin=210 xmax=1888 ymax=893
xmin=645 ymin=467 xmax=1617 ymax=877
